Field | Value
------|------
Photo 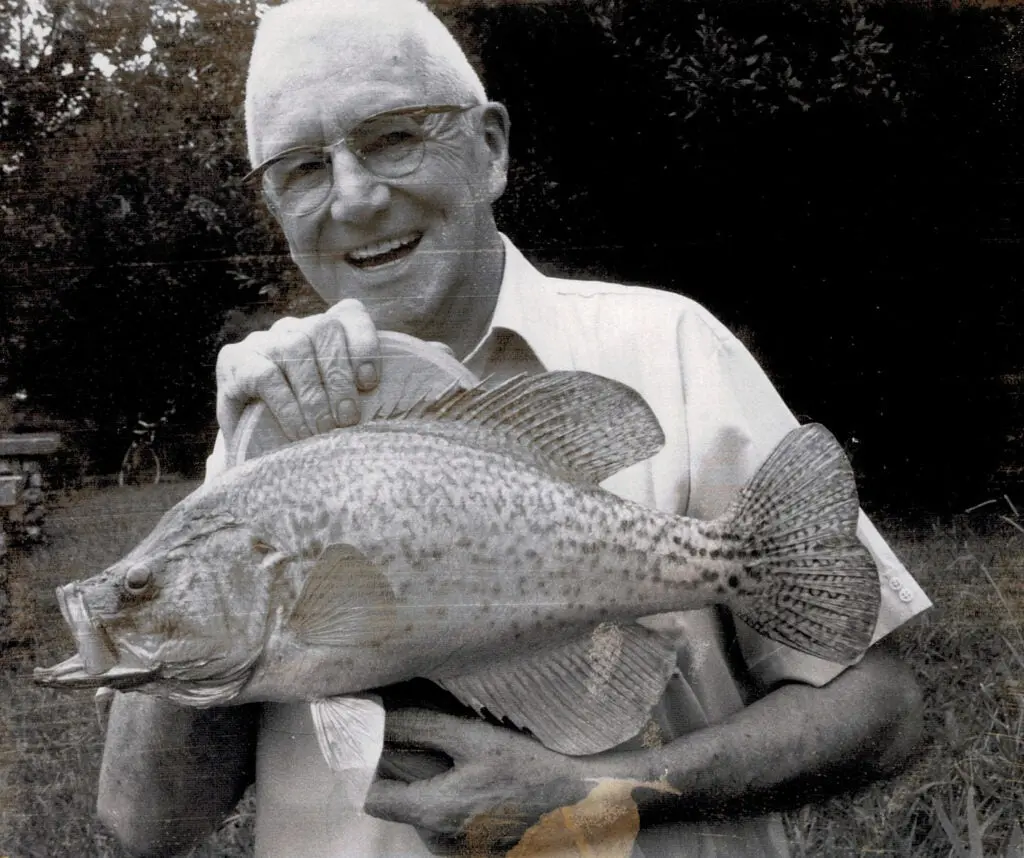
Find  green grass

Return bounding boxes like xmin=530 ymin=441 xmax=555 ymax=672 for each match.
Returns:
xmin=1 ymin=485 xmax=1022 ymax=857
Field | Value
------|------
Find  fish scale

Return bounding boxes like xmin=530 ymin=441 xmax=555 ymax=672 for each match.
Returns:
xmin=36 ymin=369 xmax=881 ymax=762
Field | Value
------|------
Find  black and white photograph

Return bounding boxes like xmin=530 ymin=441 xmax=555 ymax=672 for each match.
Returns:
xmin=1 ymin=0 xmax=1021 ymax=855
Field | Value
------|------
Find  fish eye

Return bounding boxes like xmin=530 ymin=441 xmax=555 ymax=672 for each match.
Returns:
xmin=123 ymin=565 xmax=153 ymax=595
xmin=252 ymin=538 xmax=274 ymax=555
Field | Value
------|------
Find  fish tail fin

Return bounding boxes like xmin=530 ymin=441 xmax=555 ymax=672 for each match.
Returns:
xmin=721 ymin=423 xmax=880 ymax=663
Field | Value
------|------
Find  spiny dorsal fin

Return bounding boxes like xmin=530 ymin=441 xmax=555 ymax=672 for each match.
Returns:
xmin=434 ymin=622 xmax=678 ymax=756
xmin=380 ymin=372 xmax=666 ymax=485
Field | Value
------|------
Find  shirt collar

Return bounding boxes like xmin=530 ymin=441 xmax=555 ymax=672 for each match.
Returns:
xmin=463 ymin=233 xmax=572 ymax=374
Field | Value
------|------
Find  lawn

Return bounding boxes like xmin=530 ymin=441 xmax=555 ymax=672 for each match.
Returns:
xmin=0 ymin=483 xmax=1021 ymax=857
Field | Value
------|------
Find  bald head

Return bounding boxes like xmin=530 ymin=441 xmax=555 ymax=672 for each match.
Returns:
xmin=245 ymin=0 xmax=487 ymax=166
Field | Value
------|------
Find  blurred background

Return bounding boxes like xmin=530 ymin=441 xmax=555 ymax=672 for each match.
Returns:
xmin=0 ymin=0 xmax=1021 ymax=518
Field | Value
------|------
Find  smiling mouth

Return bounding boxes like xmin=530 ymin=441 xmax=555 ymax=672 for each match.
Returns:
xmin=346 ymin=232 xmax=423 ymax=269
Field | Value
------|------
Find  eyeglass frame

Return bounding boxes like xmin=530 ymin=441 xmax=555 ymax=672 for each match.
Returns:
xmin=242 ymin=103 xmax=482 ymax=211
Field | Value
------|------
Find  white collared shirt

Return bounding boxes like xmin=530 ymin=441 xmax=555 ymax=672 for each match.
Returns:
xmin=207 ymin=234 xmax=930 ymax=858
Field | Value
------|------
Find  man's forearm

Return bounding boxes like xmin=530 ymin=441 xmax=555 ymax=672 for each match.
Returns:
xmin=586 ymin=646 xmax=923 ymax=825
xmin=97 ymin=692 xmax=259 ymax=857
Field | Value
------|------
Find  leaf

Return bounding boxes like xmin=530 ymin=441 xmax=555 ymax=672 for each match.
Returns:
xmin=745 ymin=54 xmax=759 ymax=66
xmin=753 ymin=34 xmax=768 ymax=46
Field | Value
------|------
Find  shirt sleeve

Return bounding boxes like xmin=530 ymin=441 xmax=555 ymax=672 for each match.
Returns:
xmin=675 ymin=307 xmax=932 ymax=689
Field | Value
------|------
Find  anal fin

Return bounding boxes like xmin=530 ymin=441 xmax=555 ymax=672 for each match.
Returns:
xmin=435 ymin=623 xmax=679 ymax=756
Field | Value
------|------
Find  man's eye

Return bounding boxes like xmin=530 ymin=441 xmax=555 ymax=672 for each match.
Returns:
xmin=266 ymin=153 xmax=327 ymax=188
xmin=289 ymin=157 xmax=329 ymax=178
xmin=360 ymin=130 xmax=418 ymax=156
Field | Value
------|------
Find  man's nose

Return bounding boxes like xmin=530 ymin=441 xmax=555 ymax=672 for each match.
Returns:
xmin=326 ymin=146 xmax=389 ymax=222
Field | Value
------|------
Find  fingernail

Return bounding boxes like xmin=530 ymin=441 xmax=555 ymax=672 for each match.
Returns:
xmin=357 ymin=362 xmax=377 ymax=390
xmin=337 ymin=399 xmax=359 ymax=426
xmin=316 ymin=413 xmax=336 ymax=434
xmin=297 ymin=424 xmax=312 ymax=440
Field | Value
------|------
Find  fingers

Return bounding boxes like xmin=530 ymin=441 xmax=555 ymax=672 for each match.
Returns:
xmin=216 ymin=332 xmax=316 ymax=444
xmin=216 ymin=341 xmax=291 ymax=446
xmin=364 ymin=777 xmax=436 ymax=828
xmin=327 ymin=298 xmax=380 ymax=393
xmin=308 ymin=315 xmax=359 ymax=429
xmin=383 ymin=709 xmax=483 ymax=760
xmin=266 ymin=318 xmax=335 ymax=437
xmin=363 ymin=777 xmax=470 ymax=855
xmin=378 ymin=746 xmax=453 ymax=783
xmin=214 ymin=300 xmax=380 ymax=447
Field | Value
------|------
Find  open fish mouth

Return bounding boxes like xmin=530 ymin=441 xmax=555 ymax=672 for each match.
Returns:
xmin=54 ymin=582 xmax=120 ymax=674
xmin=33 ymin=654 xmax=158 ymax=690
xmin=33 ymin=582 xmax=156 ymax=690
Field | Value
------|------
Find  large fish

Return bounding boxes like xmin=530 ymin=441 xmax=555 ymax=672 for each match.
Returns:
xmin=35 ymin=370 xmax=880 ymax=767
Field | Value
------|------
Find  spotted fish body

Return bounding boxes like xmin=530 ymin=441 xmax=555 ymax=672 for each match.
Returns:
xmin=36 ymin=371 xmax=880 ymax=760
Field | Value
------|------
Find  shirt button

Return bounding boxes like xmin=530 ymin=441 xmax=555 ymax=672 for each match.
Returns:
xmin=889 ymin=577 xmax=902 ymax=590
xmin=899 ymin=587 xmax=914 ymax=603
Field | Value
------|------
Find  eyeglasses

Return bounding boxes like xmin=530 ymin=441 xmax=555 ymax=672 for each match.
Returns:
xmin=244 ymin=104 xmax=479 ymax=215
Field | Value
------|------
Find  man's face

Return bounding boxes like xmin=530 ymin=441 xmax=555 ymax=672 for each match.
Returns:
xmin=248 ymin=35 xmax=509 ymax=339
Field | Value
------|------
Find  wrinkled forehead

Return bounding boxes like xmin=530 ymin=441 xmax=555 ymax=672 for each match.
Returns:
xmin=246 ymin=11 xmax=447 ymax=161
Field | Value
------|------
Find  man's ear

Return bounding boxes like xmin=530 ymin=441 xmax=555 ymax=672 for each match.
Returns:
xmin=478 ymin=102 xmax=511 ymax=202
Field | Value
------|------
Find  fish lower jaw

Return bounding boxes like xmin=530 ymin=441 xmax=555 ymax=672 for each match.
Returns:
xmin=33 ymin=654 xmax=158 ymax=690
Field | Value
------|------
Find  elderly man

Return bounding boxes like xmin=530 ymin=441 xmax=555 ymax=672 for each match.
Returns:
xmin=97 ymin=1 xmax=929 ymax=856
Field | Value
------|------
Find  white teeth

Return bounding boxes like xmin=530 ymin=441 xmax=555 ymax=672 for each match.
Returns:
xmin=348 ymin=233 xmax=419 ymax=261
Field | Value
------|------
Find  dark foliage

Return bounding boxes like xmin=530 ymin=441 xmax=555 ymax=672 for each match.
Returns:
xmin=1 ymin=0 xmax=1020 ymax=512
xmin=445 ymin=0 xmax=1023 ymax=514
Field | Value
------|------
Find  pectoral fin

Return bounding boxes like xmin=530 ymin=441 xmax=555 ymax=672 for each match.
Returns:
xmin=310 ymin=694 xmax=386 ymax=775
xmin=435 ymin=623 xmax=679 ymax=756
xmin=288 ymin=543 xmax=397 ymax=647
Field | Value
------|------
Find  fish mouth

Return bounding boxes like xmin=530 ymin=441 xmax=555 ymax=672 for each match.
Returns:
xmin=55 ymin=583 xmax=120 ymax=674
xmin=33 ymin=582 xmax=156 ymax=690
xmin=33 ymin=654 xmax=158 ymax=690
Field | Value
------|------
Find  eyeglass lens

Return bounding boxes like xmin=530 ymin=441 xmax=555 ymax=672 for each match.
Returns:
xmin=264 ymin=111 xmax=449 ymax=214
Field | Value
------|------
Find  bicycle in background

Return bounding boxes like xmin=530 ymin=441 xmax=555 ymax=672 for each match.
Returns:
xmin=118 ymin=404 xmax=174 ymax=487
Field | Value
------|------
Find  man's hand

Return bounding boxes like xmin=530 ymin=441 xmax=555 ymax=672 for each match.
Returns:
xmin=365 ymin=709 xmax=592 ymax=856
xmin=363 ymin=649 xmax=923 ymax=856
xmin=215 ymin=298 xmax=381 ymax=448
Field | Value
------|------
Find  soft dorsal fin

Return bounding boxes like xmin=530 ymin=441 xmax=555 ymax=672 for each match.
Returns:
xmin=386 ymin=372 xmax=666 ymax=485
